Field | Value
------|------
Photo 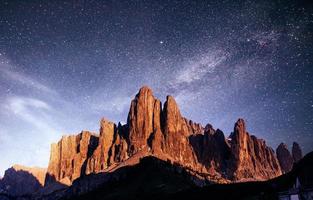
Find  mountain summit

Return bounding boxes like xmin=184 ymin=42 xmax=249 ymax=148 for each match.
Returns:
xmin=45 ymin=86 xmax=282 ymax=186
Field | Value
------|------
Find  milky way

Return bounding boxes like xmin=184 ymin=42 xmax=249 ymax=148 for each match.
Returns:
xmin=0 ymin=0 xmax=312 ymax=175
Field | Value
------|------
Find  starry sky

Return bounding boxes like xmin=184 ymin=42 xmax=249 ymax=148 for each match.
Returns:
xmin=0 ymin=0 xmax=313 ymax=175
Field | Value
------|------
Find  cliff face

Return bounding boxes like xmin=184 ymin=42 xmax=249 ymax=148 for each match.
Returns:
xmin=45 ymin=131 xmax=98 ymax=186
xmin=127 ymin=86 xmax=158 ymax=153
xmin=45 ymin=86 xmax=284 ymax=186
xmin=0 ymin=165 xmax=46 ymax=196
xmin=229 ymin=119 xmax=281 ymax=180
xmin=86 ymin=119 xmax=129 ymax=173
xmin=189 ymin=125 xmax=230 ymax=177
xmin=160 ymin=95 xmax=203 ymax=167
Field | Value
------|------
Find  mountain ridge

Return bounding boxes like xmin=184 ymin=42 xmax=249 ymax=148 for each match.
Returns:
xmin=45 ymin=86 xmax=282 ymax=186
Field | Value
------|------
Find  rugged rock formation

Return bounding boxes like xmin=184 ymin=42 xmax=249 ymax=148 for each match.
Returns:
xmin=45 ymin=131 xmax=98 ymax=186
xmin=0 ymin=165 xmax=46 ymax=196
xmin=190 ymin=125 xmax=230 ymax=177
xmin=292 ymin=142 xmax=303 ymax=163
xmin=86 ymin=119 xmax=116 ymax=173
xmin=127 ymin=86 xmax=159 ymax=153
xmin=44 ymin=86 xmax=284 ymax=186
xmin=86 ymin=119 xmax=129 ymax=174
xmin=229 ymin=119 xmax=281 ymax=181
xmin=160 ymin=95 xmax=202 ymax=167
xmin=275 ymin=142 xmax=303 ymax=174
xmin=276 ymin=143 xmax=293 ymax=173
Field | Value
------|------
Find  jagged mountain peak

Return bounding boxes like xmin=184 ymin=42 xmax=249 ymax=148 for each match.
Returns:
xmin=43 ymin=86 xmax=284 ymax=187
xmin=276 ymin=141 xmax=303 ymax=174
xmin=292 ymin=142 xmax=303 ymax=163
xmin=137 ymin=85 xmax=154 ymax=95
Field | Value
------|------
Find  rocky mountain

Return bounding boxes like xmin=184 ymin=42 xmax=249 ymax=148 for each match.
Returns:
xmin=45 ymin=86 xmax=282 ymax=187
xmin=276 ymin=142 xmax=303 ymax=174
xmin=44 ymin=131 xmax=99 ymax=186
xmin=292 ymin=142 xmax=303 ymax=163
xmin=228 ymin=119 xmax=281 ymax=181
xmin=0 ymin=165 xmax=46 ymax=197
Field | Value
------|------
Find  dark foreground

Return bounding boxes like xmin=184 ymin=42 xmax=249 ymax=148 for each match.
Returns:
xmin=1 ymin=152 xmax=312 ymax=200
xmin=69 ymin=152 xmax=313 ymax=200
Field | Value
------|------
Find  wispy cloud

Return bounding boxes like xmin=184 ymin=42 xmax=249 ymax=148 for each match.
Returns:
xmin=9 ymin=97 xmax=51 ymax=112
xmin=0 ymin=55 xmax=65 ymax=174
xmin=0 ymin=96 xmax=64 ymax=175
xmin=0 ymin=55 xmax=57 ymax=95
xmin=5 ymin=96 xmax=59 ymax=137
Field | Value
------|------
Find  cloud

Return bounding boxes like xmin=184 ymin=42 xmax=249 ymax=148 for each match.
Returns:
xmin=0 ymin=55 xmax=57 ymax=95
xmin=9 ymin=97 xmax=51 ymax=112
xmin=0 ymin=96 xmax=65 ymax=175
xmin=5 ymin=96 xmax=59 ymax=136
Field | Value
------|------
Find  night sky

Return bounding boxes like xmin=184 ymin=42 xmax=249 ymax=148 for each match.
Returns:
xmin=0 ymin=0 xmax=313 ymax=175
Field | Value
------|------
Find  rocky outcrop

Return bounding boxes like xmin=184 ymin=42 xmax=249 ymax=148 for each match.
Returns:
xmin=45 ymin=131 xmax=98 ymax=186
xmin=190 ymin=125 xmax=230 ymax=177
xmin=292 ymin=142 xmax=303 ymax=163
xmin=0 ymin=165 xmax=46 ymax=196
xmin=275 ymin=142 xmax=303 ymax=174
xmin=44 ymin=86 xmax=284 ymax=186
xmin=86 ymin=119 xmax=129 ymax=174
xmin=86 ymin=119 xmax=116 ymax=173
xmin=229 ymin=119 xmax=281 ymax=180
xmin=160 ymin=95 xmax=202 ymax=167
xmin=276 ymin=143 xmax=293 ymax=173
xmin=127 ymin=86 xmax=159 ymax=153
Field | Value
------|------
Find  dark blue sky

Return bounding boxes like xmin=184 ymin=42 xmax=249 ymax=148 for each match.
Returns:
xmin=0 ymin=0 xmax=312 ymax=175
